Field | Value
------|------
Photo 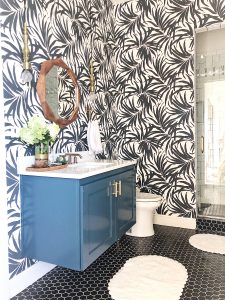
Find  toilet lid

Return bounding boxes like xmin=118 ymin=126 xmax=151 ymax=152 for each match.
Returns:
xmin=136 ymin=190 xmax=161 ymax=202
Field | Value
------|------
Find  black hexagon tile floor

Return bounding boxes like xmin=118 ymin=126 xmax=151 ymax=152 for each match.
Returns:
xmin=12 ymin=225 xmax=225 ymax=300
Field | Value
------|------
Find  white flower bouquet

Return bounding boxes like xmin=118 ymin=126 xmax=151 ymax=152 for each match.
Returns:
xmin=19 ymin=116 xmax=60 ymax=167
xmin=19 ymin=116 xmax=59 ymax=146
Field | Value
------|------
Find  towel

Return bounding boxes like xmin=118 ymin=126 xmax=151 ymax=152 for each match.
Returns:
xmin=87 ymin=120 xmax=103 ymax=154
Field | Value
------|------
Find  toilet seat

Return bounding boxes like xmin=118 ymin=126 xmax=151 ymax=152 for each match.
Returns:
xmin=136 ymin=190 xmax=161 ymax=203
xmin=126 ymin=189 xmax=162 ymax=237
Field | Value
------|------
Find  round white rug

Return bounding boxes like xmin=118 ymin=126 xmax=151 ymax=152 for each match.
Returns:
xmin=108 ymin=255 xmax=188 ymax=300
xmin=189 ymin=233 xmax=225 ymax=254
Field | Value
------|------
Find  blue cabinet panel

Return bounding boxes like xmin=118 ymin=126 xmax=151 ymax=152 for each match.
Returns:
xmin=81 ymin=177 xmax=115 ymax=270
xmin=21 ymin=176 xmax=81 ymax=270
xmin=116 ymin=170 xmax=136 ymax=238
xmin=21 ymin=165 xmax=136 ymax=271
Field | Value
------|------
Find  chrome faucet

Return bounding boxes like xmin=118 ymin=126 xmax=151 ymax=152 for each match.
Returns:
xmin=65 ymin=153 xmax=82 ymax=164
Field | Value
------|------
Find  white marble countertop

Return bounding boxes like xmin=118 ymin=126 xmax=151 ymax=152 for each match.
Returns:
xmin=19 ymin=159 xmax=136 ymax=179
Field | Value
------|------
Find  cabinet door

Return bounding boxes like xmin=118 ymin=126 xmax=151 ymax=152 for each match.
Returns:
xmin=116 ymin=169 xmax=136 ymax=238
xmin=81 ymin=177 xmax=115 ymax=270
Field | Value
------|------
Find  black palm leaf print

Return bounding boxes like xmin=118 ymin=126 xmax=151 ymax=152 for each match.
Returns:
xmin=117 ymin=138 xmax=141 ymax=160
xmin=0 ymin=0 xmax=23 ymax=33
xmin=115 ymin=3 xmax=145 ymax=36
xmin=167 ymin=90 xmax=194 ymax=128
xmin=4 ymin=64 xmax=40 ymax=126
xmin=29 ymin=16 xmax=61 ymax=61
xmin=175 ymin=125 xmax=194 ymax=143
xmin=6 ymin=151 xmax=19 ymax=207
xmin=2 ymin=0 xmax=115 ymax=279
xmin=117 ymin=96 xmax=148 ymax=128
xmin=176 ymin=174 xmax=195 ymax=196
xmin=150 ymin=105 xmax=177 ymax=146
xmin=124 ymin=77 xmax=159 ymax=111
xmin=167 ymin=141 xmax=195 ymax=176
xmin=203 ymin=0 xmax=225 ymax=25
xmin=135 ymin=124 xmax=160 ymax=159
xmin=166 ymin=0 xmax=196 ymax=24
xmin=173 ymin=73 xmax=194 ymax=93
xmin=149 ymin=5 xmax=176 ymax=51
xmin=1 ymin=32 xmax=22 ymax=64
xmin=146 ymin=152 xmax=177 ymax=196
xmin=150 ymin=55 xmax=176 ymax=87
xmin=2 ymin=0 xmax=224 ymax=279
xmin=117 ymin=50 xmax=143 ymax=84
xmin=136 ymin=0 xmax=153 ymax=17
xmin=124 ymin=28 xmax=159 ymax=61
xmin=156 ymin=201 xmax=169 ymax=215
xmin=9 ymin=235 xmax=35 ymax=279
xmin=168 ymin=190 xmax=196 ymax=217
xmin=91 ymin=0 xmax=111 ymax=24
xmin=167 ymin=39 xmax=194 ymax=75
xmin=54 ymin=119 xmax=87 ymax=153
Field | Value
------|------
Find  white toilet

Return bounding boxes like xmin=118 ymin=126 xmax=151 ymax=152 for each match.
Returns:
xmin=127 ymin=188 xmax=162 ymax=237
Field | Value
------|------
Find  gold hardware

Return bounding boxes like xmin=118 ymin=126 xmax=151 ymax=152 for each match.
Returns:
xmin=23 ymin=22 xmax=31 ymax=70
xmin=201 ymin=136 xmax=204 ymax=154
xmin=90 ymin=61 xmax=95 ymax=93
xmin=86 ymin=106 xmax=94 ymax=120
xmin=112 ymin=181 xmax=118 ymax=197
xmin=117 ymin=180 xmax=122 ymax=196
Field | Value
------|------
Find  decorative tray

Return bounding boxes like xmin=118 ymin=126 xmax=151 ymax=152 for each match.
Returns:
xmin=26 ymin=164 xmax=68 ymax=172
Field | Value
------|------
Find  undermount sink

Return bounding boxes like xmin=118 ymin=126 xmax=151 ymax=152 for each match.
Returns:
xmin=67 ymin=161 xmax=114 ymax=168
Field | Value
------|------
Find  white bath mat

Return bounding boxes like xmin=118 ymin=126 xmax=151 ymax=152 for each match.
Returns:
xmin=189 ymin=234 xmax=225 ymax=254
xmin=108 ymin=255 xmax=188 ymax=300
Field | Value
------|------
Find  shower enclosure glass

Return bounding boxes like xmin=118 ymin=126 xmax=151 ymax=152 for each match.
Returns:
xmin=196 ymin=26 xmax=225 ymax=219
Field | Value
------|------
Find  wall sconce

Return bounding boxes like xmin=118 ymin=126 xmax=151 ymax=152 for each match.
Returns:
xmin=88 ymin=61 xmax=97 ymax=101
xmin=21 ymin=0 xmax=32 ymax=84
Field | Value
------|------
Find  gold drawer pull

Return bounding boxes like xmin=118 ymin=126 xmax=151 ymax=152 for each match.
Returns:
xmin=117 ymin=180 xmax=122 ymax=196
xmin=112 ymin=181 xmax=118 ymax=197
xmin=201 ymin=136 xmax=204 ymax=154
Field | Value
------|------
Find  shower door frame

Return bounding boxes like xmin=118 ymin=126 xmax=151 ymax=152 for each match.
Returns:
xmin=195 ymin=22 xmax=225 ymax=220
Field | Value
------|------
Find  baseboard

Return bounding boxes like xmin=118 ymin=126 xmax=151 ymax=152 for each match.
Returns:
xmin=154 ymin=214 xmax=196 ymax=229
xmin=9 ymin=262 xmax=56 ymax=299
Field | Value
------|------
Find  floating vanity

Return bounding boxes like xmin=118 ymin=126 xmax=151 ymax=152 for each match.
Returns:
xmin=20 ymin=160 xmax=136 ymax=271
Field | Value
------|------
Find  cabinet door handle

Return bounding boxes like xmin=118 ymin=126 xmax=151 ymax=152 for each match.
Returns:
xmin=117 ymin=180 xmax=122 ymax=196
xmin=112 ymin=181 xmax=118 ymax=197
xmin=201 ymin=136 xmax=204 ymax=154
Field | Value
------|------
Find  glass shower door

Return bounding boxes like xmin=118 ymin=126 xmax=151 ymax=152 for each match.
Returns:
xmin=196 ymin=50 xmax=225 ymax=218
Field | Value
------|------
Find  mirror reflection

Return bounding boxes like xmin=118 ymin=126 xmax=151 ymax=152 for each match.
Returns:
xmin=37 ymin=58 xmax=80 ymax=128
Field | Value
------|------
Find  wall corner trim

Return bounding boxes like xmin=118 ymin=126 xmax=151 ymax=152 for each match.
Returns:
xmin=9 ymin=262 xmax=56 ymax=298
xmin=154 ymin=214 xmax=196 ymax=229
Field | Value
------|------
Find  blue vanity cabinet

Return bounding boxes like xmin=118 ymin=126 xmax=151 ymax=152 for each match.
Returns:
xmin=21 ymin=164 xmax=136 ymax=271
xmin=80 ymin=167 xmax=136 ymax=270
xmin=116 ymin=170 xmax=136 ymax=239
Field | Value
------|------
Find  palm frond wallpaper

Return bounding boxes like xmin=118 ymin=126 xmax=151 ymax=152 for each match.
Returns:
xmin=1 ymin=0 xmax=114 ymax=278
xmin=1 ymin=0 xmax=225 ymax=279
xmin=113 ymin=0 xmax=224 ymax=219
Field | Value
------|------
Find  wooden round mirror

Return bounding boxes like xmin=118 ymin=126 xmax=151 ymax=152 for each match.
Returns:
xmin=36 ymin=58 xmax=80 ymax=128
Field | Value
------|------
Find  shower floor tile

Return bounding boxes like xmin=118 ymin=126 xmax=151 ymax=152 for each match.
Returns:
xmin=198 ymin=203 xmax=225 ymax=219
xmin=11 ymin=225 xmax=225 ymax=300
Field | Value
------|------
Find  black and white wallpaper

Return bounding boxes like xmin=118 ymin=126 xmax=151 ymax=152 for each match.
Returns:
xmin=112 ymin=0 xmax=225 ymax=218
xmin=1 ymin=0 xmax=225 ymax=279
xmin=1 ymin=0 xmax=114 ymax=278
